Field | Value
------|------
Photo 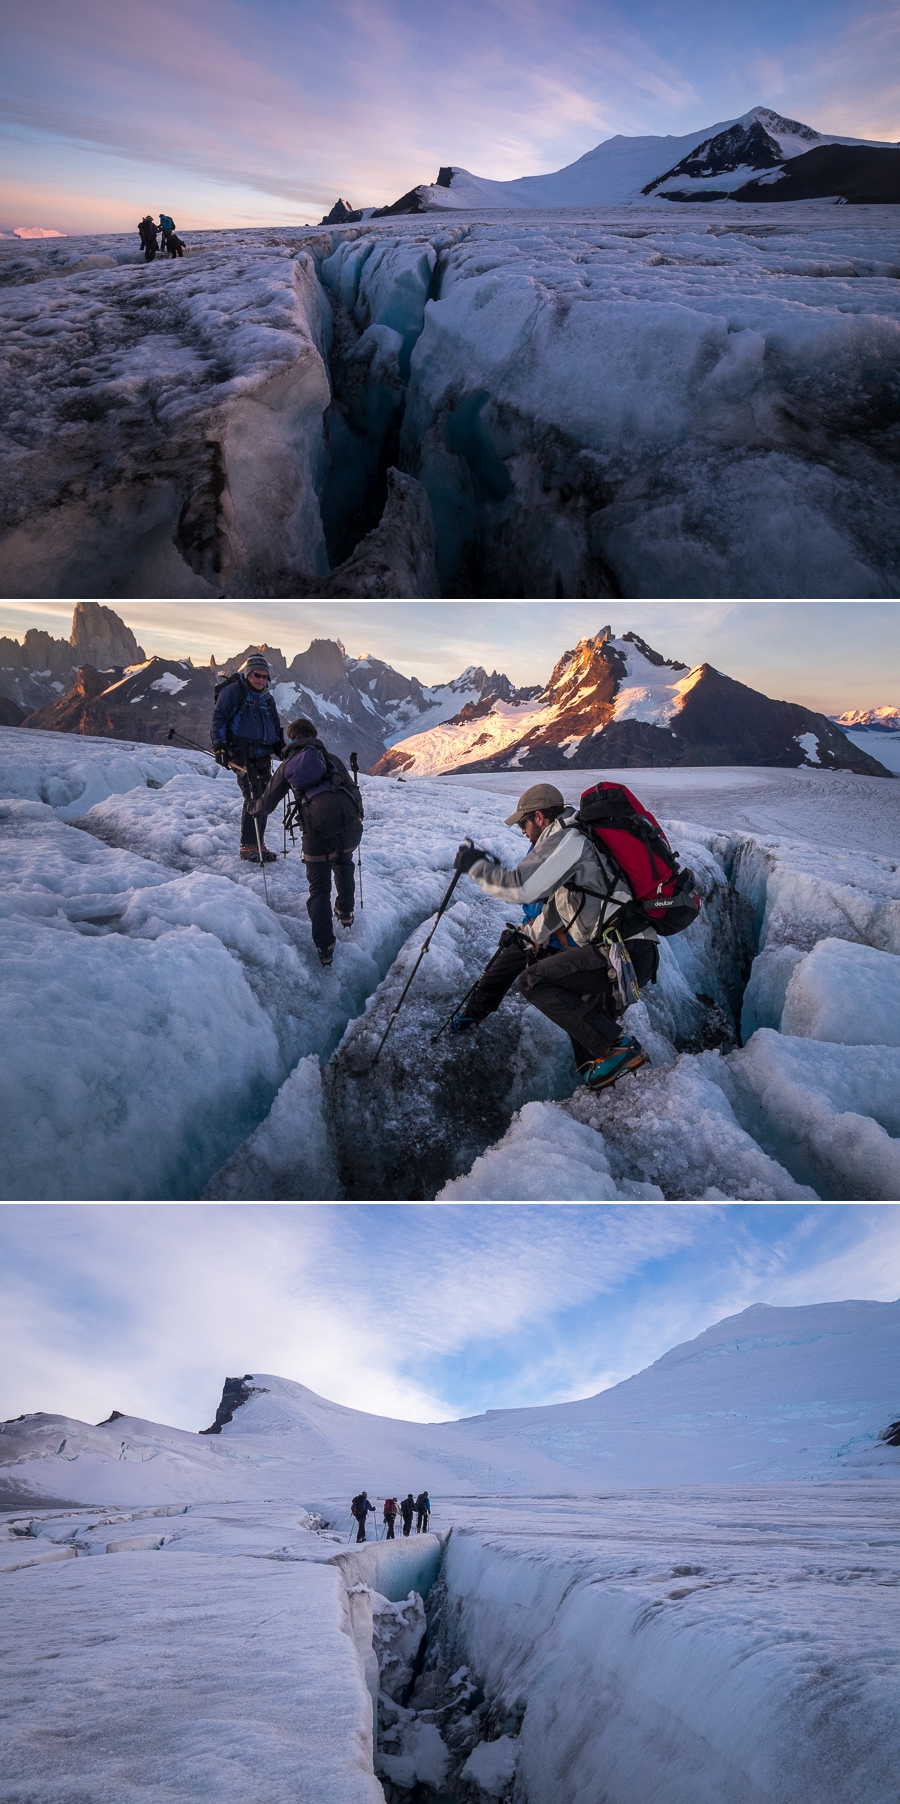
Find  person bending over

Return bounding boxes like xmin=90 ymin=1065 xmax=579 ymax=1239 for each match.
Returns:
xmin=453 ymin=783 xmax=658 ymax=1091
xmin=251 ymin=718 xmax=363 ymax=966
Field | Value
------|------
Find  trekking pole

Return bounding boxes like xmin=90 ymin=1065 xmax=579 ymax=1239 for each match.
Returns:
xmin=430 ymin=977 xmax=481 ymax=1045
xmin=166 ymin=726 xmax=215 ymax=758
xmin=366 ymin=862 xmax=466 ymax=1071
xmin=350 ymin=753 xmax=364 ymax=908
xmin=253 ymin=813 xmax=270 ymax=906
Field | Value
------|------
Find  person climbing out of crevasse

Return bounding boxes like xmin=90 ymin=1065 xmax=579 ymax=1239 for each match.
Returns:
xmin=383 ymin=1496 xmax=398 ymax=1539
xmin=350 ymin=1490 xmax=375 ymax=1542
xmin=211 ymin=654 xmax=285 ymax=863
xmin=452 ymin=782 xmax=658 ymax=1091
xmin=400 ymin=1493 xmax=415 ymax=1537
xmin=251 ymin=717 xmax=363 ymax=968
xmin=415 ymin=1491 xmax=431 ymax=1532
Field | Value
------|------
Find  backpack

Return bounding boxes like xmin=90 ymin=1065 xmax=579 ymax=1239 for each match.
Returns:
xmin=159 ymin=215 xmax=174 ymax=232
xmin=574 ymin=783 xmax=701 ymax=937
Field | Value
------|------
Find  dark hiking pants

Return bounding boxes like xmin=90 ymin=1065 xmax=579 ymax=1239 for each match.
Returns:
xmin=417 ymin=1511 xmax=428 ymax=1533
xmin=384 ymin=1518 xmax=395 ymax=1539
xmin=355 ymin=1517 xmax=366 ymax=1542
xmin=235 ymin=751 xmax=274 ymax=848
xmin=469 ymin=933 xmax=658 ymax=1069
xmin=519 ymin=939 xmax=659 ymax=1068
xmin=402 ymin=1514 xmax=413 ymax=1536
xmin=302 ymin=818 xmax=363 ymax=952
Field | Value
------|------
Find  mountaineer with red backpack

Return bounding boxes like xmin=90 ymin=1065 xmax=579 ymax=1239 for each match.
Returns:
xmin=452 ymin=781 xmax=700 ymax=1091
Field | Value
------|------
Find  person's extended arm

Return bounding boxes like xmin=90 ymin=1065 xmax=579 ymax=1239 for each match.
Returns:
xmin=466 ymin=833 xmax=587 ymax=906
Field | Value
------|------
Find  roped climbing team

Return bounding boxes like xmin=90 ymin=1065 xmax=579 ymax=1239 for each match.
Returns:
xmin=210 ymin=666 xmax=688 ymax=1095
xmin=211 ymin=655 xmax=364 ymax=969
xmin=350 ymin=1491 xmax=431 ymax=1542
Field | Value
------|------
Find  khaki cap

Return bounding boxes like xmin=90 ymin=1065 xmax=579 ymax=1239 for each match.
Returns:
xmin=504 ymin=783 xmax=566 ymax=825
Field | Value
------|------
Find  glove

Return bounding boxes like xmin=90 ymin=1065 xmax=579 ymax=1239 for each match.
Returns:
xmin=454 ymin=841 xmax=489 ymax=875
xmin=274 ymin=740 xmax=288 ymax=760
xmin=213 ymin=745 xmax=231 ymax=768
xmin=498 ymin=925 xmax=528 ymax=950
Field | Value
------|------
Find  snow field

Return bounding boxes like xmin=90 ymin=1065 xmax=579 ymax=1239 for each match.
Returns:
xmin=0 ymin=1500 xmax=446 ymax=1804
xmin=437 ymin=1483 xmax=900 ymax=1804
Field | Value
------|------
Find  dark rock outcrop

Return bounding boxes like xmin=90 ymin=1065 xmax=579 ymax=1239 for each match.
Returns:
xmin=320 ymin=199 xmax=363 ymax=225
xmin=200 ymin=1375 xmax=257 ymax=1434
xmin=734 ymin=144 xmax=900 ymax=205
xmin=71 ymin=601 xmax=144 ymax=670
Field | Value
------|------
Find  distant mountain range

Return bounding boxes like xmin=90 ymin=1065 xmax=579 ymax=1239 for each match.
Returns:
xmin=0 ymin=604 xmax=516 ymax=771
xmin=372 ymin=628 xmax=893 ymax=778
xmin=831 ymin=706 xmax=900 ymax=732
xmin=1 ymin=605 xmax=892 ymax=778
xmin=323 ymin=107 xmax=899 ymax=218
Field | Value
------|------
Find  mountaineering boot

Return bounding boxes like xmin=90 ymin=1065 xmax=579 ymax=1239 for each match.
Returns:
xmin=581 ymin=1035 xmax=649 ymax=1091
xmin=450 ymin=1010 xmax=485 ymax=1033
xmin=334 ymin=908 xmax=354 ymax=929
xmin=240 ymin=846 xmax=261 ymax=863
xmin=259 ymin=846 xmax=277 ymax=863
xmin=318 ymin=942 xmax=336 ymax=968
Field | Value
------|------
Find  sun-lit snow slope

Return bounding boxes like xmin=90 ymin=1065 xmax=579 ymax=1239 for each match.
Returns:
xmin=435 ymin=1484 xmax=900 ymax=1804
xmin=0 ymin=1501 xmax=442 ymax=1804
xmin=380 ymin=634 xmax=703 ymax=775
xmin=417 ymin=108 xmax=890 ymax=210
xmin=5 ymin=1303 xmax=899 ymax=1509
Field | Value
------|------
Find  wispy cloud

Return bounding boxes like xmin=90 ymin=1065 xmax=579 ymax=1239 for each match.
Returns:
xmin=3 ymin=0 xmax=893 ymax=232
xmin=2 ymin=1205 xmax=898 ymax=1433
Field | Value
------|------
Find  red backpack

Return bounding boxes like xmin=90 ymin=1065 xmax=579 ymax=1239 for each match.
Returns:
xmin=574 ymin=783 xmax=701 ymax=937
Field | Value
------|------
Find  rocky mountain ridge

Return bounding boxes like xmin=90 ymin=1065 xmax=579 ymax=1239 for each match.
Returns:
xmin=372 ymin=628 xmax=893 ymax=778
xmin=6 ymin=606 xmax=518 ymax=770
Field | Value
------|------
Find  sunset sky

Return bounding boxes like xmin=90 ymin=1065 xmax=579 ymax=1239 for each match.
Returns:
xmin=2 ymin=0 xmax=898 ymax=235
xmin=3 ymin=601 xmax=899 ymax=714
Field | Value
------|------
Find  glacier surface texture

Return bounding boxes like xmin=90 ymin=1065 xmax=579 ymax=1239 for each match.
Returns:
xmin=1 ymin=727 xmax=900 ymax=1203
xmin=2 ymin=206 xmax=899 ymax=598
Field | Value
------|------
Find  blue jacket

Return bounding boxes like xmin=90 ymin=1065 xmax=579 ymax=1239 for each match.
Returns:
xmin=212 ymin=676 xmax=282 ymax=749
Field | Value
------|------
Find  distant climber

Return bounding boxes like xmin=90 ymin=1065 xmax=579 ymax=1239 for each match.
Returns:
xmin=383 ymin=1496 xmax=398 ymax=1539
xmin=211 ymin=655 xmax=285 ymax=863
xmin=400 ymin=1493 xmax=415 ymax=1536
xmin=137 ymin=216 xmax=158 ymax=262
xmin=167 ymin=232 xmax=186 ymax=258
xmin=158 ymin=212 xmax=175 ymax=253
xmin=251 ymin=717 xmax=363 ymax=967
xmin=451 ymin=783 xmax=659 ymax=1091
xmin=415 ymin=1491 xmax=431 ymax=1533
xmin=350 ymin=1490 xmax=375 ymax=1543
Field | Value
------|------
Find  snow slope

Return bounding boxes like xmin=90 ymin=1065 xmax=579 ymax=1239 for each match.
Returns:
xmin=414 ymin=108 xmax=893 ymax=210
xmin=4 ymin=1303 xmax=899 ymax=1510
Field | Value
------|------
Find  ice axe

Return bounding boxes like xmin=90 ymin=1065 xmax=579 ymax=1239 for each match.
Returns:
xmin=360 ymin=855 xmax=469 ymax=1074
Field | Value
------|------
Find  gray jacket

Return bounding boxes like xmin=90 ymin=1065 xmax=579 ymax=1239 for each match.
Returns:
xmin=468 ymin=808 xmax=657 ymax=948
